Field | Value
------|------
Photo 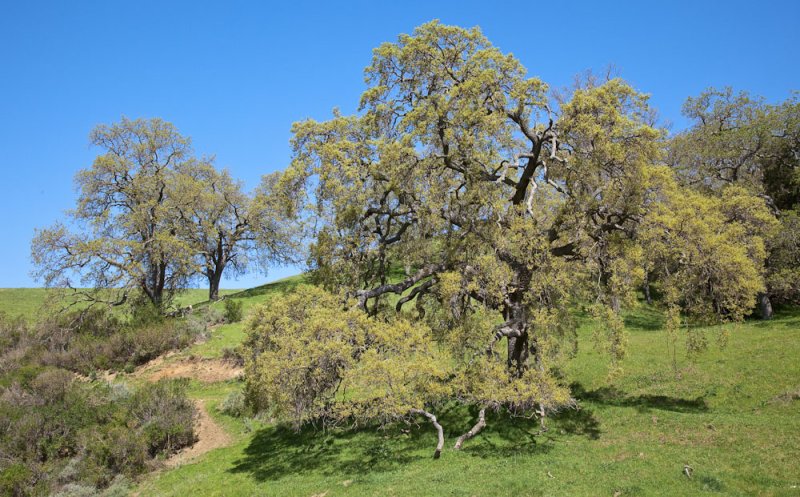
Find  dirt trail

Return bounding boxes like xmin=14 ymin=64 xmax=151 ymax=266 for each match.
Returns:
xmin=122 ymin=353 xmax=242 ymax=467
xmin=165 ymin=399 xmax=232 ymax=468
xmin=137 ymin=355 xmax=243 ymax=383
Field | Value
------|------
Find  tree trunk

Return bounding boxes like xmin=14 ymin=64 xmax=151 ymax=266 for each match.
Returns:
xmin=758 ymin=292 xmax=773 ymax=320
xmin=454 ymin=407 xmax=486 ymax=449
xmin=643 ymin=271 xmax=653 ymax=305
xmin=208 ymin=263 xmax=225 ymax=301
xmin=410 ymin=409 xmax=444 ymax=459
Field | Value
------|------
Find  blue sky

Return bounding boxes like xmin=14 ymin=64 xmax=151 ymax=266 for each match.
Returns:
xmin=1 ymin=0 xmax=798 ymax=289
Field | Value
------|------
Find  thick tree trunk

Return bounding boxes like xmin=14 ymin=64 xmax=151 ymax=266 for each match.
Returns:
xmin=454 ymin=407 xmax=486 ymax=449
xmin=758 ymin=292 xmax=773 ymax=320
xmin=410 ymin=409 xmax=444 ymax=459
xmin=208 ymin=262 xmax=225 ymax=301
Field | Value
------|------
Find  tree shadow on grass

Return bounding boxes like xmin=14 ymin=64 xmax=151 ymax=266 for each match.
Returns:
xmin=228 ymin=402 xmax=601 ymax=481
xmin=444 ymin=403 xmax=601 ymax=459
xmin=570 ymin=383 xmax=708 ymax=413
xmin=228 ymin=421 xmax=432 ymax=482
xmin=227 ymin=276 xmax=307 ymax=301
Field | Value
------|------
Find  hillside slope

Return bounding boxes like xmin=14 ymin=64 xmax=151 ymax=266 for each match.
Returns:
xmin=124 ymin=281 xmax=800 ymax=497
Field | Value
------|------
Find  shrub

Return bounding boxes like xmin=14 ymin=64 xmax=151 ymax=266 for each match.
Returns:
xmin=223 ymin=299 xmax=244 ymax=323
xmin=203 ymin=306 xmax=227 ymax=326
xmin=0 ymin=312 xmax=28 ymax=354
xmin=218 ymin=390 xmax=247 ymax=417
xmin=221 ymin=346 xmax=244 ymax=366
xmin=79 ymin=425 xmax=148 ymax=485
xmin=126 ymin=380 xmax=196 ymax=456
xmin=0 ymin=462 xmax=33 ymax=497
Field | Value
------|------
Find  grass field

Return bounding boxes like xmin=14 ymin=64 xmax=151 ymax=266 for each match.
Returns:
xmin=2 ymin=280 xmax=798 ymax=496
xmin=0 ymin=287 xmax=241 ymax=321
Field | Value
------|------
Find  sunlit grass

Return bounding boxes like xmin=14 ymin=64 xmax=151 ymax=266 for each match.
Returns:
xmin=130 ymin=284 xmax=800 ymax=497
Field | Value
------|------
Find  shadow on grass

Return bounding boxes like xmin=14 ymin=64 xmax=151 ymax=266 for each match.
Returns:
xmin=229 ymin=421 xmax=431 ymax=482
xmin=571 ymin=383 xmax=708 ymax=413
xmin=227 ymin=276 xmax=307 ymax=301
xmin=228 ymin=403 xmax=600 ymax=481
xmin=622 ymin=304 xmax=665 ymax=331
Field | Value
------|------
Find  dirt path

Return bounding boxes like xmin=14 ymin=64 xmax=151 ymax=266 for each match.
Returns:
xmin=138 ymin=355 xmax=243 ymax=383
xmin=115 ymin=353 xmax=242 ymax=467
xmin=165 ymin=399 xmax=232 ymax=468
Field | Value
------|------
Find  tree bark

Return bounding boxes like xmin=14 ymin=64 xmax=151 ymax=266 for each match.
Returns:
xmin=208 ymin=264 xmax=224 ymax=301
xmin=758 ymin=292 xmax=773 ymax=320
xmin=643 ymin=271 xmax=653 ymax=305
xmin=410 ymin=408 xmax=444 ymax=459
xmin=453 ymin=407 xmax=486 ymax=449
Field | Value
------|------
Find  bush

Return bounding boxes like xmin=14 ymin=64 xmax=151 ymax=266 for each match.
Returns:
xmin=126 ymin=380 xmax=196 ymax=456
xmin=79 ymin=425 xmax=148 ymax=484
xmin=0 ymin=312 xmax=28 ymax=354
xmin=223 ymin=299 xmax=244 ymax=323
xmin=218 ymin=390 xmax=247 ymax=417
xmin=221 ymin=346 xmax=244 ymax=366
xmin=0 ymin=462 xmax=33 ymax=497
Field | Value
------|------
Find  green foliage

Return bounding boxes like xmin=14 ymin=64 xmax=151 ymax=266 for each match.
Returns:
xmin=219 ymin=390 xmax=248 ymax=418
xmin=127 ymin=380 xmax=197 ymax=456
xmin=31 ymin=117 xmax=198 ymax=309
xmin=282 ymin=21 xmax=769 ymax=441
xmin=670 ymin=88 xmax=800 ymax=307
xmin=223 ymin=298 xmax=244 ymax=323
xmin=243 ymin=286 xmax=451 ymax=431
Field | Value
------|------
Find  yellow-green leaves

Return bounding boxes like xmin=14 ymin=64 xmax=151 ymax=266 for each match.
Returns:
xmin=243 ymin=286 xmax=451 ymax=428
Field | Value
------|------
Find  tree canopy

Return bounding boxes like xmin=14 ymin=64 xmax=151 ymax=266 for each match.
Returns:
xmin=669 ymin=88 xmax=800 ymax=316
xmin=32 ymin=117 xmax=297 ymax=310
xmin=243 ymin=21 xmax=776 ymax=454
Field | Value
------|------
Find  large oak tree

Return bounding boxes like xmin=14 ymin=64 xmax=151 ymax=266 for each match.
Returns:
xmin=32 ymin=118 xmax=197 ymax=309
xmin=244 ymin=22 xmax=773 ymax=454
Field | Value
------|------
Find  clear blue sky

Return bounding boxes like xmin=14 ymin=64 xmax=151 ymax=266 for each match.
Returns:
xmin=1 ymin=0 xmax=798 ymax=289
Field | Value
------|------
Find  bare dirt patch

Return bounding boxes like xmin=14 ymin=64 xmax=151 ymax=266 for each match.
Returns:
xmin=165 ymin=399 xmax=231 ymax=468
xmin=137 ymin=355 xmax=242 ymax=383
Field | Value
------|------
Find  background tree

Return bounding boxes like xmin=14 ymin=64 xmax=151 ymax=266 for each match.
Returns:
xmin=244 ymin=22 xmax=772 ymax=450
xmin=669 ymin=88 xmax=800 ymax=317
xmin=173 ymin=162 xmax=299 ymax=301
xmin=31 ymin=117 xmax=198 ymax=310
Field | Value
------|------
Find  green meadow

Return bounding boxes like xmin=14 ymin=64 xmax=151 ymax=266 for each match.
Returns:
xmin=33 ymin=278 xmax=788 ymax=497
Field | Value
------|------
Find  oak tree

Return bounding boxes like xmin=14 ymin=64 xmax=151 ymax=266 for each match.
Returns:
xmin=669 ymin=88 xmax=800 ymax=317
xmin=244 ymin=22 xmax=772 ymax=455
xmin=173 ymin=161 xmax=299 ymax=300
xmin=32 ymin=118 xmax=197 ymax=309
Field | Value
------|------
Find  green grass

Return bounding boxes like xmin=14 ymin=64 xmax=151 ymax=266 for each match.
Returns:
xmin=0 ymin=287 xmax=240 ymax=321
xmin=4 ymin=281 xmax=798 ymax=496
xmin=184 ymin=275 xmax=308 ymax=359
xmin=131 ymin=289 xmax=800 ymax=497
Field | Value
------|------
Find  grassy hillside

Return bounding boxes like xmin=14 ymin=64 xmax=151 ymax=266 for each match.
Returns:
xmin=0 ymin=287 xmax=241 ymax=321
xmin=2 ymin=281 xmax=797 ymax=495
xmin=120 ymin=280 xmax=800 ymax=497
